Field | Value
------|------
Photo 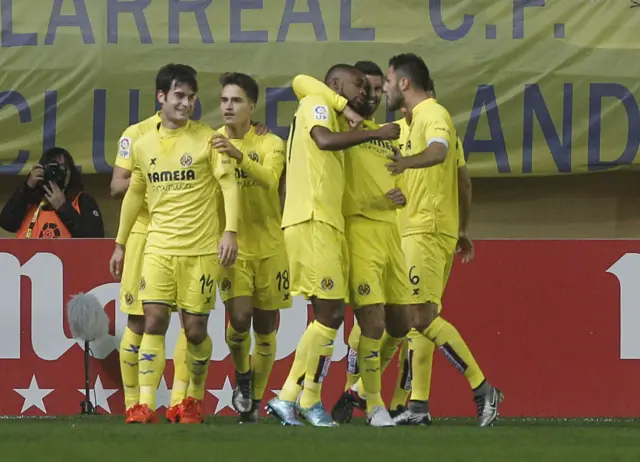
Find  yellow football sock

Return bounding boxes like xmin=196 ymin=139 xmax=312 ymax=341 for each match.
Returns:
xmin=299 ymin=322 xmax=337 ymax=409
xmin=423 ymin=317 xmax=485 ymax=389
xmin=345 ymin=323 xmax=361 ymax=391
xmin=358 ymin=335 xmax=384 ymax=410
xmin=408 ymin=329 xmax=435 ymax=401
xmin=119 ymin=327 xmax=142 ymax=410
xmin=138 ymin=333 xmax=166 ymax=410
xmin=226 ymin=322 xmax=251 ymax=374
xmin=380 ymin=331 xmax=403 ymax=371
xmin=186 ymin=335 xmax=212 ymax=400
xmin=170 ymin=328 xmax=189 ymax=406
xmin=252 ymin=330 xmax=277 ymax=401
xmin=389 ymin=337 xmax=411 ymax=410
xmin=279 ymin=321 xmax=314 ymax=402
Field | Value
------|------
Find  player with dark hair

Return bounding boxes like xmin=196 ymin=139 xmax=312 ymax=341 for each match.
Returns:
xmin=110 ymin=63 xmax=240 ymax=424
xmin=209 ymin=72 xmax=291 ymax=423
xmin=266 ymin=64 xmax=399 ymax=427
xmin=385 ymin=53 xmax=502 ymax=427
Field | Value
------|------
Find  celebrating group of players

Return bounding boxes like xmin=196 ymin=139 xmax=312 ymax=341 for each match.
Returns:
xmin=108 ymin=52 xmax=503 ymax=427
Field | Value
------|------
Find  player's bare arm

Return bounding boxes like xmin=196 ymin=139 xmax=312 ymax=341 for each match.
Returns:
xmin=110 ymin=166 xmax=131 ymax=199
xmin=456 ymin=164 xmax=474 ymax=263
xmin=386 ymin=140 xmax=447 ymax=175
xmin=310 ymin=122 xmax=398 ymax=151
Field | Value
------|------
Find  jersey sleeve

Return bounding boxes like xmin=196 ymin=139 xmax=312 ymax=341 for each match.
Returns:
xmin=456 ymin=137 xmax=466 ymax=167
xmin=114 ymin=125 xmax=138 ymax=171
xmin=115 ymin=165 xmax=145 ymax=245
xmin=299 ymin=94 xmax=338 ymax=133
xmin=211 ymin=146 xmax=239 ymax=233
xmin=421 ymin=108 xmax=451 ymax=149
xmin=292 ymin=74 xmax=348 ymax=113
xmin=238 ymin=135 xmax=285 ymax=190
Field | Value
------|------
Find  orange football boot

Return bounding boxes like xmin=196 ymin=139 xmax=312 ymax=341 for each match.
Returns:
xmin=180 ymin=397 xmax=205 ymax=424
xmin=125 ymin=403 xmax=158 ymax=424
xmin=165 ymin=403 xmax=183 ymax=423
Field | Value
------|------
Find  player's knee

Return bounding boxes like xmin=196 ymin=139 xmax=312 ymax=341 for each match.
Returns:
xmin=413 ymin=303 xmax=438 ymax=332
xmin=253 ymin=309 xmax=278 ymax=334
xmin=184 ymin=325 xmax=208 ymax=345
xmin=228 ymin=310 xmax=252 ymax=333
xmin=360 ymin=321 xmax=385 ymax=340
xmin=127 ymin=315 xmax=145 ymax=335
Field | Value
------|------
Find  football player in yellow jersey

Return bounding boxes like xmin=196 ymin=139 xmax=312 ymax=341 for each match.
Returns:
xmin=266 ymin=64 xmax=399 ymax=427
xmin=109 ymin=64 xmax=240 ymax=424
xmin=385 ymin=53 xmax=502 ymax=427
xmin=208 ymin=73 xmax=291 ymax=423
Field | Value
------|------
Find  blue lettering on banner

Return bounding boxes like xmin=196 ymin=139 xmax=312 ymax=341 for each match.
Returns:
xmin=429 ymin=0 xmax=474 ymax=41
xmin=339 ymin=0 xmax=375 ymax=41
xmin=1 ymin=0 xmax=38 ymax=47
xmin=513 ymin=0 xmax=544 ymax=39
xmin=45 ymin=0 xmax=95 ymax=45
xmin=0 ymin=91 xmax=31 ymax=173
xmin=169 ymin=0 xmax=214 ymax=44
xmin=107 ymin=0 xmax=152 ymax=44
xmin=265 ymin=87 xmax=297 ymax=139
xmin=129 ymin=90 xmax=140 ymax=125
xmin=464 ymin=85 xmax=510 ymax=173
xmin=43 ymin=91 xmax=58 ymax=153
xmin=277 ymin=0 xmax=327 ymax=42
xmin=92 ymin=89 xmax=111 ymax=173
xmin=385 ymin=106 xmax=397 ymax=124
xmin=587 ymin=83 xmax=640 ymax=171
xmin=230 ymin=0 xmax=268 ymax=43
xmin=522 ymin=84 xmax=572 ymax=173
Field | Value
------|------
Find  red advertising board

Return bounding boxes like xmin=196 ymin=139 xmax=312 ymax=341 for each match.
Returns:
xmin=0 ymin=239 xmax=638 ymax=418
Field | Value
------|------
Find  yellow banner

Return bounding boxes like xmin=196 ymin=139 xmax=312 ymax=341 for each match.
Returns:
xmin=1 ymin=0 xmax=639 ymax=176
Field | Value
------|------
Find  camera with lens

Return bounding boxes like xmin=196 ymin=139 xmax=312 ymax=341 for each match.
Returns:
xmin=43 ymin=162 xmax=67 ymax=189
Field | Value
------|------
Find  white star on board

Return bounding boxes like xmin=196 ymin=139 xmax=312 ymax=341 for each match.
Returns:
xmin=14 ymin=375 xmax=54 ymax=414
xmin=77 ymin=375 xmax=118 ymax=414
xmin=156 ymin=376 xmax=172 ymax=410
xmin=207 ymin=376 xmax=235 ymax=414
xmin=270 ymin=389 xmax=282 ymax=397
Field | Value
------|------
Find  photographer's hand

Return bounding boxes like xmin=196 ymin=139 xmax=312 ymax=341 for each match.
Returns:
xmin=26 ymin=164 xmax=44 ymax=189
xmin=43 ymin=181 xmax=66 ymax=210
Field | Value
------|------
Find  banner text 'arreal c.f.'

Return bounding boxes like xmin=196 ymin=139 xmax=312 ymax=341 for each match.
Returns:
xmin=1 ymin=0 xmax=640 ymax=177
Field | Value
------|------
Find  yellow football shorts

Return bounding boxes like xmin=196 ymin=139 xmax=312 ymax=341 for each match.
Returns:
xmin=346 ymin=216 xmax=417 ymax=307
xmin=119 ymin=232 xmax=146 ymax=315
xmin=402 ymin=232 xmax=457 ymax=307
xmin=283 ymin=220 xmax=348 ymax=301
xmin=219 ymin=250 xmax=292 ymax=310
xmin=139 ymin=254 xmax=220 ymax=315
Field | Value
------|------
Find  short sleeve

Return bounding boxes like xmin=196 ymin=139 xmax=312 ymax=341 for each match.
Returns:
xmin=421 ymin=108 xmax=451 ymax=149
xmin=114 ymin=126 xmax=138 ymax=171
xmin=456 ymin=137 xmax=466 ymax=167
xmin=299 ymin=94 xmax=337 ymax=132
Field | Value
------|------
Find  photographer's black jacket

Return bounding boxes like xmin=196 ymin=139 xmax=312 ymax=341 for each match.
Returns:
xmin=0 ymin=182 xmax=105 ymax=238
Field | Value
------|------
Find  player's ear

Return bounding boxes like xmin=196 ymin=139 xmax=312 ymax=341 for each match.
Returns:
xmin=156 ymin=90 xmax=165 ymax=106
xmin=398 ymin=78 xmax=409 ymax=92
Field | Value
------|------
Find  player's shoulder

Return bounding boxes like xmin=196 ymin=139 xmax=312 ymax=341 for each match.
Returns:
xmin=259 ymin=132 xmax=286 ymax=151
xmin=299 ymin=94 xmax=335 ymax=119
xmin=188 ymin=120 xmax=215 ymax=138
xmin=420 ymin=99 xmax=451 ymax=120
xmin=122 ymin=113 xmax=162 ymax=139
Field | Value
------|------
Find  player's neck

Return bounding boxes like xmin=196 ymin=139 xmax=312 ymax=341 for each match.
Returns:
xmin=404 ymin=91 xmax=430 ymax=113
xmin=225 ymin=121 xmax=251 ymax=139
xmin=161 ymin=119 xmax=188 ymax=130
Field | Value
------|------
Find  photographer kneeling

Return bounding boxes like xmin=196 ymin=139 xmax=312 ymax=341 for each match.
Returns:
xmin=0 ymin=147 xmax=105 ymax=238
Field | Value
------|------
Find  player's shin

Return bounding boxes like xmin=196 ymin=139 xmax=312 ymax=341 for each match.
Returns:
xmin=252 ymin=330 xmax=277 ymax=401
xmin=186 ymin=335 xmax=213 ymax=400
xmin=138 ymin=333 xmax=166 ymax=410
xmin=408 ymin=329 xmax=435 ymax=402
xmin=226 ymin=322 xmax=251 ymax=374
xmin=299 ymin=321 xmax=338 ymax=409
xmin=279 ymin=321 xmax=315 ymax=402
xmin=358 ymin=335 xmax=384 ymax=411
xmin=170 ymin=328 xmax=189 ymax=406
xmin=389 ymin=338 xmax=411 ymax=411
xmin=345 ymin=323 xmax=362 ymax=390
xmin=120 ymin=326 xmax=143 ymax=409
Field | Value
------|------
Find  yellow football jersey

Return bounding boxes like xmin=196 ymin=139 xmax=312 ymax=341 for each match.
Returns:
xmin=115 ymin=121 xmax=239 ymax=256
xmin=114 ymin=113 xmax=161 ymax=234
xmin=216 ymin=126 xmax=285 ymax=259
xmin=343 ymin=120 xmax=404 ymax=224
xmin=282 ymin=94 xmax=345 ymax=232
xmin=395 ymin=117 xmax=410 ymax=154
xmin=402 ymin=98 xmax=459 ymax=238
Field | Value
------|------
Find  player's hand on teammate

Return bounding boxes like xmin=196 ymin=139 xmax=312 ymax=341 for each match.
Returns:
xmin=43 ymin=181 xmax=67 ymax=210
xmin=386 ymin=146 xmax=407 ymax=175
xmin=385 ymin=188 xmax=406 ymax=207
xmin=212 ymin=134 xmax=243 ymax=162
xmin=109 ymin=244 xmax=126 ymax=280
xmin=218 ymin=231 xmax=238 ymax=267
xmin=376 ymin=123 xmax=400 ymax=141
xmin=342 ymin=106 xmax=364 ymax=129
xmin=26 ymin=164 xmax=44 ymax=189
xmin=456 ymin=233 xmax=475 ymax=263
xmin=252 ymin=121 xmax=270 ymax=136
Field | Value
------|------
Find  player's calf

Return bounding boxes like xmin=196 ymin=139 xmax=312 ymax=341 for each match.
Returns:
xmin=226 ymin=297 xmax=254 ymax=413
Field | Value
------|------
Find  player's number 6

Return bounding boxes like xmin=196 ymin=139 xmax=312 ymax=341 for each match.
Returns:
xmin=409 ymin=266 xmax=420 ymax=285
